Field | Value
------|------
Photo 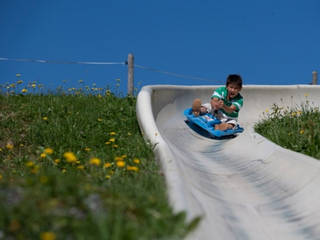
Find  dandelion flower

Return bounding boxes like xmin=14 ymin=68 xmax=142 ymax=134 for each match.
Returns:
xmin=128 ymin=132 xmax=132 ymax=136
xmin=127 ymin=166 xmax=139 ymax=172
xmin=17 ymin=80 xmax=23 ymax=84
xmin=300 ymin=129 xmax=304 ymax=134
xmin=6 ymin=143 xmax=14 ymax=150
xmin=104 ymin=162 xmax=112 ymax=168
xmin=0 ymin=174 xmax=2 ymax=180
xmin=265 ymin=109 xmax=269 ymax=113
xmin=105 ymin=175 xmax=111 ymax=179
xmin=110 ymin=132 xmax=116 ymax=135
xmin=21 ymin=88 xmax=28 ymax=93
xmin=16 ymin=73 xmax=21 ymax=77
xmin=114 ymin=156 xmax=123 ymax=161
xmin=109 ymin=138 xmax=115 ymax=142
xmin=84 ymin=147 xmax=91 ymax=152
xmin=54 ymin=159 xmax=60 ymax=164
xmin=40 ymin=176 xmax=48 ymax=184
xmin=77 ymin=165 xmax=85 ymax=170
xmin=31 ymin=165 xmax=39 ymax=174
xmin=40 ymin=153 xmax=47 ymax=158
xmin=43 ymin=116 xmax=48 ymax=121
xmin=105 ymin=141 xmax=111 ymax=145
xmin=133 ymin=158 xmax=140 ymax=164
xmin=26 ymin=161 xmax=35 ymax=167
xmin=63 ymin=152 xmax=77 ymax=163
xmin=40 ymin=231 xmax=56 ymax=240
xmin=116 ymin=160 xmax=125 ymax=167
xmin=44 ymin=148 xmax=53 ymax=154
xmin=121 ymin=154 xmax=127 ymax=159
xmin=89 ymin=157 xmax=101 ymax=166
xmin=31 ymin=83 xmax=36 ymax=88
xmin=61 ymin=169 xmax=67 ymax=173
xmin=0 ymin=148 xmax=2 ymax=152
xmin=97 ymin=118 xmax=103 ymax=122
xmin=112 ymin=144 xmax=118 ymax=148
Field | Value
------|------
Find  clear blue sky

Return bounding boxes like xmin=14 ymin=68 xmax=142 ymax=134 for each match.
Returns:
xmin=1 ymin=0 xmax=319 ymax=95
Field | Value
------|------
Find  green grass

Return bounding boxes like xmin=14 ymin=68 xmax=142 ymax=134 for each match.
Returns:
xmin=255 ymin=102 xmax=320 ymax=159
xmin=0 ymin=88 xmax=199 ymax=239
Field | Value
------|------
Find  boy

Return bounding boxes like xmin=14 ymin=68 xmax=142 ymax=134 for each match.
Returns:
xmin=192 ymin=74 xmax=243 ymax=131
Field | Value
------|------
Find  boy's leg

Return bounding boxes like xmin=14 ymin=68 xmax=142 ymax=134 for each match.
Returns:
xmin=214 ymin=119 xmax=237 ymax=131
xmin=214 ymin=123 xmax=234 ymax=131
xmin=192 ymin=98 xmax=202 ymax=116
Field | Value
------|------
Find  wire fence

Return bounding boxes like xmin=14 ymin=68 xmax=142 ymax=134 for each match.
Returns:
xmin=0 ymin=55 xmax=221 ymax=95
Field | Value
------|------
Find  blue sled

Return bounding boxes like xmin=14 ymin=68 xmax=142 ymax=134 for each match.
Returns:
xmin=183 ymin=108 xmax=244 ymax=138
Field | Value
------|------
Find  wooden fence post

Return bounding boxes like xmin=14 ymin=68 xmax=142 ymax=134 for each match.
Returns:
xmin=127 ymin=53 xmax=134 ymax=95
xmin=312 ymin=71 xmax=318 ymax=85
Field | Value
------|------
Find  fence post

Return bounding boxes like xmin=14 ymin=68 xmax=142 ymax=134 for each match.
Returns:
xmin=312 ymin=71 xmax=318 ymax=85
xmin=127 ymin=53 xmax=134 ymax=95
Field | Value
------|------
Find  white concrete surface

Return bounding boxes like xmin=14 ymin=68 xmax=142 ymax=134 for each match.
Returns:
xmin=136 ymin=85 xmax=320 ymax=240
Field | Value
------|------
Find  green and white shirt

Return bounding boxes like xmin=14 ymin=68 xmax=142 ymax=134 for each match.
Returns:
xmin=211 ymin=86 xmax=243 ymax=118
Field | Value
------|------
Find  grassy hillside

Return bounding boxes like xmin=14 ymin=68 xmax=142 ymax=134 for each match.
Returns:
xmin=255 ymin=102 xmax=320 ymax=159
xmin=0 ymin=86 xmax=199 ymax=239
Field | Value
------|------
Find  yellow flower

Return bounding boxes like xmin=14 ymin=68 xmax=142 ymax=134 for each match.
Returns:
xmin=105 ymin=141 xmax=111 ymax=145
xmin=40 ymin=153 xmax=47 ymax=158
xmin=40 ymin=176 xmax=48 ymax=184
xmin=106 ymin=90 xmax=111 ymax=96
xmin=44 ymin=148 xmax=54 ymax=155
xmin=54 ymin=159 xmax=60 ymax=164
xmin=0 ymin=148 xmax=2 ymax=152
xmin=133 ymin=158 xmax=140 ymax=164
xmin=128 ymin=132 xmax=132 ymax=136
xmin=89 ymin=157 xmax=101 ymax=166
xmin=114 ymin=156 xmax=123 ymax=161
xmin=110 ymin=132 xmax=116 ymax=135
xmin=127 ymin=166 xmax=139 ymax=172
xmin=77 ymin=165 xmax=85 ymax=170
xmin=265 ymin=109 xmax=269 ymax=113
xmin=21 ymin=88 xmax=28 ymax=93
xmin=9 ymin=219 xmax=20 ymax=232
xmin=113 ymin=144 xmax=118 ymax=148
xmin=31 ymin=83 xmax=36 ymax=88
xmin=6 ymin=143 xmax=14 ymax=150
xmin=121 ymin=154 xmax=127 ymax=159
xmin=41 ymin=231 xmax=56 ymax=240
xmin=291 ymin=112 xmax=296 ymax=117
xmin=300 ymin=129 xmax=304 ymax=134
xmin=109 ymin=138 xmax=115 ymax=142
xmin=63 ymin=152 xmax=77 ymax=163
xmin=31 ymin=165 xmax=39 ymax=174
xmin=0 ymin=174 xmax=2 ymax=180
xmin=43 ymin=116 xmax=48 ymax=121
xmin=17 ymin=80 xmax=23 ymax=84
xmin=105 ymin=175 xmax=111 ymax=179
xmin=61 ymin=169 xmax=66 ymax=173
xmin=104 ymin=162 xmax=112 ymax=168
xmin=84 ymin=147 xmax=91 ymax=152
xmin=116 ymin=160 xmax=125 ymax=167
xmin=16 ymin=73 xmax=21 ymax=77
xmin=97 ymin=118 xmax=103 ymax=122
xmin=26 ymin=161 xmax=35 ymax=167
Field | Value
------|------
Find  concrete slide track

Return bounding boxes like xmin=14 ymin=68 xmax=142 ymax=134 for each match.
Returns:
xmin=136 ymin=85 xmax=320 ymax=240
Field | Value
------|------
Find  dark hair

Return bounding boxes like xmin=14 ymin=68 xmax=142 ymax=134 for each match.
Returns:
xmin=226 ymin=74 xmax=242 ymax=88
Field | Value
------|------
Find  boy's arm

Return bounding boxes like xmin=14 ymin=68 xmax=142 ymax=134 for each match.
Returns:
xmin=221 ymin=104 xmax=237 ymax=114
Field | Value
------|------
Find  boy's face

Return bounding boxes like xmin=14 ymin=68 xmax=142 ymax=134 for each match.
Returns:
xmin=227 ymin=83 xmax=241 ymax=99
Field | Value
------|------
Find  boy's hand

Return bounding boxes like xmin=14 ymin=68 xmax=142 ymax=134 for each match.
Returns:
xmin=218 ymin=100 xmax=224 ymax=108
